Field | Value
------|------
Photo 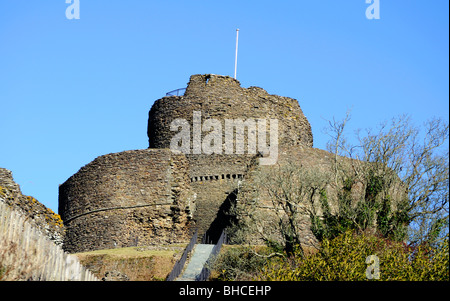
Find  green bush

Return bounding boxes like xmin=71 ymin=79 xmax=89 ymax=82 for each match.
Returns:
xmin=310 ymin=174 xmax=409 ymax=244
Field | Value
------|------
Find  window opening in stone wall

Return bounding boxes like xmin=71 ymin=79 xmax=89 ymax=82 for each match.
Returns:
xmin=191 ymin=174 xmax=244 ymax=182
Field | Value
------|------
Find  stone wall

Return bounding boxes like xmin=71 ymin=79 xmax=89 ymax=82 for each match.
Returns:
xmin=58 ymin=149 xmax=196 ymax=253
xmin=185 ymin=153 xmax=257 ymax=241
xmin=148 ymin=74 xmax=313 ymax=152
xmin=0 ymin=167 xmax=64 ymax=245
xmin=146 ymin=74 xmax=314 ymax=241
xmin=12 ymin=72 xmax=410 ymax=255
xmin=233 ymin=145 xmax=408 ymax=248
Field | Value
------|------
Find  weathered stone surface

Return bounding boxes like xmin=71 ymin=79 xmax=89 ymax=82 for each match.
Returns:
xmin=58 ymin=149 xmax=196 ymax=253
xmin=0 ymin=167 xmax=64 ymax=245
xmin=59 ymin=74 xmax=406 ymax=253
xmin=147 ymin=74 xmax=313 ymax=241
xmin=234 ymin=145 xmax=407 ymax=247
xmin=102 ymin=270 xmax=129 ymax=281
xmin=148 ymin=74 xmax=313 ymax=151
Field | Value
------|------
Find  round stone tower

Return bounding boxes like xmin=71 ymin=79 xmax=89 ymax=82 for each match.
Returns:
xmin=148 ymin=74 xmax=313 ymax=151
xmin=59 ymin=149 xmax=195 ymax=253
xmin=58 ymin=74 xmax=406 ymax=252
xmin=147 ymin=74 xmax=314 ymax=241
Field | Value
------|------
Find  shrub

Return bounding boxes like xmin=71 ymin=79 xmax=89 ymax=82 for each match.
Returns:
xmin=310 ymin=173 xmax=409 ymax=244
xmin=257 ymin=231 xmax=449 ymax=281
xmin=211 ymin=246 xmax=272 ymax=281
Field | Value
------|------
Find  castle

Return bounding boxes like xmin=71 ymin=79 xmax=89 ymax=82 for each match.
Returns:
xmin=58 ymin=74 xmax=405 ymax=253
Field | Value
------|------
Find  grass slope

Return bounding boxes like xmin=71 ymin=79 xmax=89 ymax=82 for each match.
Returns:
xmin=74 ymin=244 xmax=187 ymax=281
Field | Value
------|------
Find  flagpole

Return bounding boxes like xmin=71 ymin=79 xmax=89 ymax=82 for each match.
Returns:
xmin=234 ymin=28 xmax=239 ymax=79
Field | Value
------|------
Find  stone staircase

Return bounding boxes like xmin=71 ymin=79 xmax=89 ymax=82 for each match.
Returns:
xmin=176 ymin=244 xmax=215 ymax=281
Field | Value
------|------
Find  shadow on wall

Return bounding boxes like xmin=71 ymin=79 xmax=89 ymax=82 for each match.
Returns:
xmin=202 ymin=189 xmax=238 ymax=244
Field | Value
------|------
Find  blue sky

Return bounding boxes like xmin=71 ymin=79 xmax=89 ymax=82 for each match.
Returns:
xmin=0 ymin=1 xmax=448 ymax=213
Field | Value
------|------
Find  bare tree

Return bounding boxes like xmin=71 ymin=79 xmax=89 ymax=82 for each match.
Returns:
xmin=323 ymin=109 xmax=353 ymax=186
xmin=234 ymin=114 xmax=448 ymax=253
xmin=328 ymin=114 xmax=449 ymax=244
xmin=235 ymin=162 xmax=329 ymax=257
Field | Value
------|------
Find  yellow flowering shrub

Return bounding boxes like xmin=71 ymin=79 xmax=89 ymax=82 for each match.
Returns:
xmin=44 ymin=207 xmax=64 ymax=228
xmin=257 ymin=231 xmax=449 ymax=281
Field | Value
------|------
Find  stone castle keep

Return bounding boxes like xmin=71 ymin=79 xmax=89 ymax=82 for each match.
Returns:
xmin=59 ymin=74 xmax=404 ymax=253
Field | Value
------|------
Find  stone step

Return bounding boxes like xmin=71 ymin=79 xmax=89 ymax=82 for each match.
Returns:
xmin=176 ymin=244 xmax=215 ymax=281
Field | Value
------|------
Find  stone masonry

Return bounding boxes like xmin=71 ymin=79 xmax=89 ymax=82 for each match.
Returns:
xmin=58 ymin=74 xmax=405 ymax=253
xmin=147 ymin=74 xmax=314 ymax=241
xmin=0 ymin=167 xmax=64 ymax=245
xmin=59 ymin=149 xmax=195 ymax=253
